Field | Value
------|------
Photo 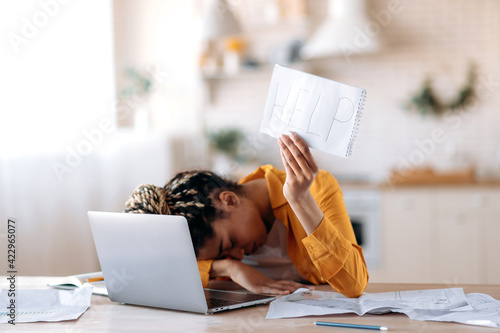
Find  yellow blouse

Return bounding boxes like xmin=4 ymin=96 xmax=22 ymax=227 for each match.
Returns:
xmin=197 ymin=165 xmax=369 ymax=297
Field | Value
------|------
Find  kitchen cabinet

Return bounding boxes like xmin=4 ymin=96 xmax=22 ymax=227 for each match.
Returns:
xmin=484 ymin=190 xmax=500 ymax=284
xmin=435 ymin=187 xmax=500 ymax=285
xmin=371 ymin=185 xmax=500 ymax=284
xmin=375 ymin=188 xmax=435 ymax=283
xmin=434 ymin=190 xmax=487 ymax=284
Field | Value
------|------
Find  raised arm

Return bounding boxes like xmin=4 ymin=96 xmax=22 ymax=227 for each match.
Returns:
xmin=277 ymin=132 xmax=323 ymax=235
xmin=278 ymin=132 xmax=368 ymax=297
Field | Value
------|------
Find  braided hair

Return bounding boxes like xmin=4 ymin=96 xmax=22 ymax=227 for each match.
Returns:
xmin=124 ymin=170 xmax=243 ymax=255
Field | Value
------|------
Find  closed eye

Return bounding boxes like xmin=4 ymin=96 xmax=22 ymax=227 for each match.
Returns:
xmin=218 ymin=238 xmax=235 ymax=259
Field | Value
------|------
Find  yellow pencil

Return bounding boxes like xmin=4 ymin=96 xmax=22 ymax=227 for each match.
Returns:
xmin=87 ymin=277 xmax=104 ymax=283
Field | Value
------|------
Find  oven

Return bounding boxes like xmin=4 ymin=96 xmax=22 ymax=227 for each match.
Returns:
xmin=342 ymin=190 xmax=382 ymax=270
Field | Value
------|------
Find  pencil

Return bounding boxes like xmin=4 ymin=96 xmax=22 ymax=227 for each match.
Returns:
xmin=315 ymin=321 xmax=388 ymax=331
xmin=87 ymin=277 xmax=104 ymax=283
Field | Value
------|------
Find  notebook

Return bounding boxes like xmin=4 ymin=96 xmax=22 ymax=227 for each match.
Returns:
xmin=87 ymin=211 xmax=276 ymax=314
xmin=260 ymin=64 xmax=366 ymax=158
xmin=47 ymin=271 xmax=108 ymax=296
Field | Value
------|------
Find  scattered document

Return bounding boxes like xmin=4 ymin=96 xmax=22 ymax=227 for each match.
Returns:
xmin=0 ymin=287 xmax=92 ymax=324
xmin=395 ymin=293 xmax=500 ymax=328
xmin=266 ymin=288 xmax=470 ymax=319
xmin=266 ymin=288 xmax=500 ymax=328
xmin=260 ymin=65 xmax=366 ymax=158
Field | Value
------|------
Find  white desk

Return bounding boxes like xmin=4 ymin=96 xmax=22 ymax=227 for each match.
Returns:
xmin=2 ymin=277 xmax=500 ymax=332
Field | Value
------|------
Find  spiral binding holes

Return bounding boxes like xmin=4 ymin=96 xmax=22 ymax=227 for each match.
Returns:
xmin=345 ymin=89 xmax=366 ymax=158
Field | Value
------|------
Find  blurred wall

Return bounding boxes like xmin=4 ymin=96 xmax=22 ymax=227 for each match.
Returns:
xmin=0 ymin=1 xmax=186 ymax=276
xmin=113 ymin=0 xmax=204 ymax=138
xmin=205 ymin=0 xmax=500 ymax=183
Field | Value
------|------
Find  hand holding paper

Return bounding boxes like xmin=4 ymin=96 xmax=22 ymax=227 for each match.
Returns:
xmin=278 ymin=132 xmax=319 ymax=201
xmin=278 ymin=132 xmax=324 ymax=235
xmin=260 ymin=65 xmax=366 ymax=158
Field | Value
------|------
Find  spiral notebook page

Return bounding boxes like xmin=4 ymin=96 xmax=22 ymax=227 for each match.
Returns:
xmin=260 ymin=65 xmax=366 ymax=158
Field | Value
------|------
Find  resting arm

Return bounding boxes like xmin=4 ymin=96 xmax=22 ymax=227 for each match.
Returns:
xmin=209 ymin=259 xmax=308 ymax=295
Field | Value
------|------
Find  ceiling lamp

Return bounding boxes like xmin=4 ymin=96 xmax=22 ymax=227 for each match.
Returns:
xmin=201 ymin=0 xmax=242 ymax=40
xmin=301 ymin=0 xmax=381 ymax=60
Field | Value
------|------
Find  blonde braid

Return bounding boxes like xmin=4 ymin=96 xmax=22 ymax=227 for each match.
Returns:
xmin=125 ymin=184 xmax=171 ymax=215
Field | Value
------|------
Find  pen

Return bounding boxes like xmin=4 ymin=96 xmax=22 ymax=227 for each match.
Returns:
xmin=315 ymin=321 xmax=388 ymax=331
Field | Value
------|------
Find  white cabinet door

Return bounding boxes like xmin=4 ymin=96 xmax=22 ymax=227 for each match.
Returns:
xmin=378 ymin=189 xmax=434 ymax=283
xmin=376 ymin=186 xmax=500 ymax=284
xmin=484 ymin=191 xmax=500 ymax=284
xmin=434 ymin=189 xmax=485 ymax=284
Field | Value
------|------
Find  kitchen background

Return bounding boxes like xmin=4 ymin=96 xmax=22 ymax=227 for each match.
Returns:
xmin=1 ymin=0 xmax=499 ymax=285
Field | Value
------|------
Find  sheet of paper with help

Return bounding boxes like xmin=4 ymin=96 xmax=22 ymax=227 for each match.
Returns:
xmin=266 ymin=288 xmax=500 ymax=328
xmin=260 ymin=65 xmax=366 ymax=158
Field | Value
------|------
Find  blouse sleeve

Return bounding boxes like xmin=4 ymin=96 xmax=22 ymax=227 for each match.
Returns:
xmin=301 ymin=171 xmax=369 ymax=298
xmin=197 ymin=259 xmax=213 ymax=288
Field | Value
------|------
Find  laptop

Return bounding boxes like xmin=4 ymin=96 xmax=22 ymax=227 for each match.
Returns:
xmin=87 ymin=211 xmax=276 ymax=314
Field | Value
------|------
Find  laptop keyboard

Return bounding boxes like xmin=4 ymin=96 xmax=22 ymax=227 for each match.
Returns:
xmin=206 ymin=297 xmax=241 ymax=309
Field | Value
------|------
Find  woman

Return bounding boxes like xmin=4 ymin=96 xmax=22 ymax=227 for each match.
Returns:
xmin=125 ymin=132 xmax=368 ymax=297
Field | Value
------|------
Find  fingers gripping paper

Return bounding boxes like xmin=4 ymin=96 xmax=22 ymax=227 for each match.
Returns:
xmin=260 ymin=65 xmax=366 ymax=158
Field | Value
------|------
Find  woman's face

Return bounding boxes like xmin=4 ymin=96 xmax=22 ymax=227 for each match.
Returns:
xmin=196 ymin=197 xmax=269 ymax=260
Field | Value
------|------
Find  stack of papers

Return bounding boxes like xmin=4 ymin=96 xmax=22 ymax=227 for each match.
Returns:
xmin=0 ymin=287 xmax=92 ymax=324
xmin=266 ymin=288 xmax=500 ymax=328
